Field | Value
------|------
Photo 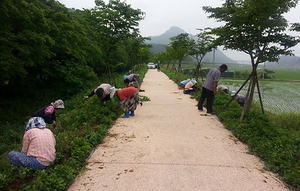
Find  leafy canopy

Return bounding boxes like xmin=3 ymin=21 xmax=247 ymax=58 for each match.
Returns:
xmin=203 ymin=0 xmax=300 ymax=66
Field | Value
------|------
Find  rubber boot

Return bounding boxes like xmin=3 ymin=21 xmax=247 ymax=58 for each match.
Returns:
xmin=121 ymin=112 xmax=130 ymax=118
xmin=130 ymin=110 xmax=135 ymax=116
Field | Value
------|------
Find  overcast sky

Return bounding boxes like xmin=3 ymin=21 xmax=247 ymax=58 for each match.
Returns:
xmin=58 ymin=0 xmax=300 ymax=61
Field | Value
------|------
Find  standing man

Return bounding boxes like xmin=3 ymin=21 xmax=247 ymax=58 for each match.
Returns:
xmin=198 ymin=64 xmax=228 ymax=114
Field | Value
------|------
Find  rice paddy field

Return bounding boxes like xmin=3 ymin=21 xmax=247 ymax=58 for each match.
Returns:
xmin=220 ymin=78 xmax=300 ymax=114
xmin=227 ymin=65 xmax=300 ymax=80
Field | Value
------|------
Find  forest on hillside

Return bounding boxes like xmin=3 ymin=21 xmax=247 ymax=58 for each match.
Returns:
xmin=0 ymin=0 xmax=152 ymax=124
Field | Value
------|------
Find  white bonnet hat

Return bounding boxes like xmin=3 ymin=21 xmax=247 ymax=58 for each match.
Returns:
xmin=109 ymin=87 xmax=121 ymax=98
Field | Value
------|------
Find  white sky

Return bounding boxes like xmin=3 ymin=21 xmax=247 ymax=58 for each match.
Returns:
xmin=58 ymin=0 xmax=300 ymax=61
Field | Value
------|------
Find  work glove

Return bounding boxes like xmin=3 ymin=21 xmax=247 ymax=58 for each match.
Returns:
xmin=116 ymin=98 xmax=127 ymax=108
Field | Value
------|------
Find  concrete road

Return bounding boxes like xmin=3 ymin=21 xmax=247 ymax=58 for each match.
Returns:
xmin=67 ymin=69 xmax=287 ymax=191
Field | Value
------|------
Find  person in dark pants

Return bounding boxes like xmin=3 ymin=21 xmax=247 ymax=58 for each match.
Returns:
xmin=198 ymin=64 xmax=228 ymax=114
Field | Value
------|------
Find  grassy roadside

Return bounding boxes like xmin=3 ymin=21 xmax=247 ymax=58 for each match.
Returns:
xmin=161 ymin=66 xmax=300 ymax=190
xmin=0 ymin=65 xmax=148 ymax=190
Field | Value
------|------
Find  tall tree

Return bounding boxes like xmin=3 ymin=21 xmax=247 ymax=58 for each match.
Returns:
xmin=188 ymin=28 xmax=215 ymax=81
xmin=123 ymin=34 xmax=151 ymax=73
xmin=0 ymin=0 xmax=54 ymax=86
xmin=88 ymin=0 xmax=145 ymax=84
xmin=169 ymin=33 xmax=192 ymax=72
xmin=203 ymin=0 xmax=300 ymax=119
xmin=163 ymin=46 xmax=176 ymax=69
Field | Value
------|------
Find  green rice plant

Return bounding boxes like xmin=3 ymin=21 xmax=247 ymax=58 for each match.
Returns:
xmin=221 ymin=79 xmax=300 ymax=114
xmin=270 ymin=112 xmax=300 ymax=132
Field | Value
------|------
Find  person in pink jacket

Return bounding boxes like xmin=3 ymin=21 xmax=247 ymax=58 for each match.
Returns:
xmin=7 ymin=117 xmax=56 ymax=170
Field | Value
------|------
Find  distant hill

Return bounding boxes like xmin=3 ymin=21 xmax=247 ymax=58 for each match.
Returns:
xmin=145 ymin=26 xmax=188 ymax=44
xmin=266 ymin=55 xmax=300 ymax=68
xmin=146 ymin=26 xmax=237 ymax=64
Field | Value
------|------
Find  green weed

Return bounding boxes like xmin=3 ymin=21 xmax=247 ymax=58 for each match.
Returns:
xmin=0 ymin=65 xmax=148 ymax=190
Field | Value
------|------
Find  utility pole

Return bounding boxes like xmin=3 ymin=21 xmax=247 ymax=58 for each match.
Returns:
xmin=213 ymin=48 xmax=215 ymax=68
xmin=262 ymin=62 xmax=265 ymax=79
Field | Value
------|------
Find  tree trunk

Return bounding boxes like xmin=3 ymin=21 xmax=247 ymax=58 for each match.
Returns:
xmin=177 ymin=61 xmax=182 ymax=73
xmin=107 ymin=62 xmax=113 ymax=85
xmin=240 ymin=66 xmax=257 ymax=120
xmin=131 ymin=61 xmax=134 ymax=73
xmin=193 ymin=61 xmax=201 ymax=81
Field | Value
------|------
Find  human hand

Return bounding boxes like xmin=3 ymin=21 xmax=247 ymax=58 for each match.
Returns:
xmin=52 ymin=121 xmax=56 ymax=128
xmin=84 ymin=96 xmax=89 ymax=100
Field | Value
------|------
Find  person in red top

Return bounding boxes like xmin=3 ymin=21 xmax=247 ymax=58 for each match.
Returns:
xmin=113 ymin=87 xmax=139 ymax=118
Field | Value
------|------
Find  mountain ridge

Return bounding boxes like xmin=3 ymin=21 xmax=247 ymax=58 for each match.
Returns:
xmin=145 ymin=26 xmax=237 ymax=64
xmin=145 ymin=26 xmax=300 ymax=68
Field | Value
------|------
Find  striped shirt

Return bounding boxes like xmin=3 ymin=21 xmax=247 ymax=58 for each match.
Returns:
xmin=22 ymin=128 xmax=56 ymax=166
xmin=202 ymin=68 xmax=222 ymax=91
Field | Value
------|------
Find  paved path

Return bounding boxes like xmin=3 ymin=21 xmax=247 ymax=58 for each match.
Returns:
xmin=67 ymin=69 xmax=287 ymax=191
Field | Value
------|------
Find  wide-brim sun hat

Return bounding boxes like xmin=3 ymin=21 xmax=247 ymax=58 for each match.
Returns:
xmin=109 ymin=87 xmax=121 ymax=98
xmin=53 ymin=99 xmax=65 ymax=109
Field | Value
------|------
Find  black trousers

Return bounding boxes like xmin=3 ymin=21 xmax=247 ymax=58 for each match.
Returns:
xmin=198 ymin=87 xmax=215 ymax=113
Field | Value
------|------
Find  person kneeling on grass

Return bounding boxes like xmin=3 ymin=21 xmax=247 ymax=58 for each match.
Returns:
xmin=184 ymin=79 xmax=199 ymax=94
xmin=111 ymin=87 xmax=139 ymax=118
xmin=7 ymin=117 xmax=56 ymax=170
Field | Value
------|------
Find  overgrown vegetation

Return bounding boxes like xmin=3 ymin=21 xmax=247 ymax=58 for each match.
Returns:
xmin=0 ymin=65 xmax=147 ymax=191
xmin=161 ymin=65 xmax=300 ymax=190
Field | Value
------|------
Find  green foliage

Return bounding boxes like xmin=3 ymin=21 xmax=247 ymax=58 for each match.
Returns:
xmin=0 ymin=66 xmax=147 ymax=190
xmin=203 ymin=0 xmax=299 ymax=65
xmin=203 ymin=0 xmax=300 ymax=114
xmin=270 ymin=112 xmax=300 ymax=132
xmin=168 ymin=33 xmax=192 ymax=71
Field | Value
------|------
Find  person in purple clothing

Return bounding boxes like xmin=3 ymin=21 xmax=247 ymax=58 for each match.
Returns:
xmin=197 ymin=64 xmax=228 ymax=114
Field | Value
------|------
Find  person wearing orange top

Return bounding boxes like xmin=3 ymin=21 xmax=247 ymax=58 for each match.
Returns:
xmin=112 ymin=87 xmax=139 ymax=118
